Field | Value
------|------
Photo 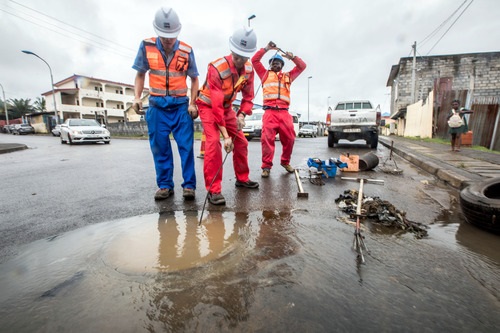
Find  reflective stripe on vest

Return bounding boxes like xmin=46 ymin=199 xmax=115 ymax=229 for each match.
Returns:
xmin=263 ymin=71 xmax=291 ymax=104
xmin=198 ymin=57 xmax=253 ymax=108
xmin=144 ymin=38 xmax=191 ymax=97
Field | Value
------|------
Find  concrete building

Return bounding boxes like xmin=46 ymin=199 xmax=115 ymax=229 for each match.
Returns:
xmin=42 ymin=74 xmax=147 ymax=124
xmin=386 ymin=51 xmax=500 ymax=150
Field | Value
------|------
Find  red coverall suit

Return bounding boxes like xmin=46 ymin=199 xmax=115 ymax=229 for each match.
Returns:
xmin=251 ymin=48 xmax=306 ymax=170
xmin=196 ymin=55 xmax=255 ymax=194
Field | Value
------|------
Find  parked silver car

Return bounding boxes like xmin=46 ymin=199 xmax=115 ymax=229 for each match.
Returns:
xmin=60 ymin=119 xmax=111 ymax=144
xmin=11 ymin=123 xmax=35 ymax=135
xmin=298 ymin=124 xmax=317 ymax=138
xmin=51 ymin=124 xmax=62 ymax=136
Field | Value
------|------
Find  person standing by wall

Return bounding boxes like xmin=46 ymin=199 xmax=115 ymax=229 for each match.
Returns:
xmin=195 ymin=27 xmax=259 ymax=206
xmin=447 ymin=99 xmax=472 ymax=152
xmin=251 ymin=42 xmax=306 ymax=178
xmin=132 ymin=7 xmax=199 ymax=201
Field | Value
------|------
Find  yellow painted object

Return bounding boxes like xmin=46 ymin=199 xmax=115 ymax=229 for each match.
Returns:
xmin=340 ymin=154 xmax=359 ymax=172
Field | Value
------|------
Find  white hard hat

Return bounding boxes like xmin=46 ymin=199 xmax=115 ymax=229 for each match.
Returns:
xmin=153 ymin=7 xmax=182 ymax=38
xmin=229 ymin=26 xmax=257 ymax=58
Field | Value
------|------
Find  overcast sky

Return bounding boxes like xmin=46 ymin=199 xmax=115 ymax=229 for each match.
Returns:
xmin=1 ymin=0 xmax=498 ymax=120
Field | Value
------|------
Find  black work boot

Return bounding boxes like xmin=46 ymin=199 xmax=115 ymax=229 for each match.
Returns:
xmin=235 ymin=180 xmax=259 ymax=189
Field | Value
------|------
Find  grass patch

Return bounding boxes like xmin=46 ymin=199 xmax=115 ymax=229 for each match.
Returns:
xmin=403 ymin=136 xmax=500 ymax=154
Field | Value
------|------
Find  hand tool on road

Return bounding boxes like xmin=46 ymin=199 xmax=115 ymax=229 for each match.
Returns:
xmin=294 ymin=169 xmax=309 ymax=198
xmin=198 ymin=136 xmax=235 ymax=226
xmin=380 ymin=140 xmax=403 ymax=174
xmin=341 ymin=177 xmax=385 ymax=264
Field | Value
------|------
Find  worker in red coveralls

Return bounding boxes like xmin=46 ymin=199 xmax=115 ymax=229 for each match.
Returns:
xmin=251 ymin=42 xmax=306 ymax=178
xmin=195 ymin=27 xmax=259 ymax=206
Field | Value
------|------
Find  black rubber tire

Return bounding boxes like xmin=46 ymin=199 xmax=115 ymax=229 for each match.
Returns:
xmin=460 ymin=177 xmax=500 ymax=234
xmin=68 ymin=135 xmax=73 ymax=145
xmin=370 ymin=132 xmax=379 ymax=149
xmin=328 ymin=132 xmax=335 ymax=147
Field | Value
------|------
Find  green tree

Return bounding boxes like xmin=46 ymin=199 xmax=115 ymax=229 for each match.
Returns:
xmin=8 ymin=98 xmax=34 ymax=119
xmin=0 ymin=99 xmax=11 ymax=120
xmin=33 ymin=97 xmax=46 ymax=113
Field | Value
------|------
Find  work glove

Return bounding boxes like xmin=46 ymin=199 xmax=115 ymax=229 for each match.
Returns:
xmin=132 ymin=99 xmax=144 ymax=115
xmin=283 ymin=51 xmax=295 ymax=60
xmin=188 ymin=104 xmax=198 ymax=119
xmin=237 ymin=114 xmax=246 ymax=131
xmin=223 ymin=137 xmax=234 ymax=153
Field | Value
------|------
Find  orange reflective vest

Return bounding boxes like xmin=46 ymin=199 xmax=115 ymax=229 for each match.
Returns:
xmin=262 ymin=71 xmax=291 ymax=104
xmin=144 ymin=38 xmax=191 ymax=96
xmin=198 ymin=57 xmax=253 ymax=108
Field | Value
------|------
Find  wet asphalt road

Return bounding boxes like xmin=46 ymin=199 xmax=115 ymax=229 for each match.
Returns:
xmin=0 ymin=133 xmax=499 ymax=332
xmin=0 ymin=134 xmax=443 ymax=262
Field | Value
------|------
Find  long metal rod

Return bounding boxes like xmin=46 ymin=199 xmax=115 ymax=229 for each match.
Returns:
xmin=355 ymin=179 xmax=367 ymax=263
xmin=198 ymin=149 xmax=230 ymax=226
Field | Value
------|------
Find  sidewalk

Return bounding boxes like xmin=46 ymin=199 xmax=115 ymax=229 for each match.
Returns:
xmin=0 ymin=143 xmax=28 ymax=154
xmin=379 ymin=135 xmax=500 ymax=190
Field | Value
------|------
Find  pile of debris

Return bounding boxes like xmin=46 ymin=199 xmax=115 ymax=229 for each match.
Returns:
xmin=335 ymin=190 xmax=429 ymax=239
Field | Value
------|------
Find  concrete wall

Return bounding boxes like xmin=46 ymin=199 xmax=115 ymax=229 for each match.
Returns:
xmin=106 ymin=121 xmax=149 ymax=136
xmin=389 ymin=52 xmax=500 ymax=116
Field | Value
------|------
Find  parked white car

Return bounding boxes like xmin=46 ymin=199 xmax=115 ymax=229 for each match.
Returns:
xmin=298 ymin=124 xmax=317 ymax=138
xmin=60 ymin=119 xmax=110 ymax=145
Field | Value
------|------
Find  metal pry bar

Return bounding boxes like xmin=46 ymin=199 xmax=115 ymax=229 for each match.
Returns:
xmin=295 ymin=169 xmax=309 ymax=198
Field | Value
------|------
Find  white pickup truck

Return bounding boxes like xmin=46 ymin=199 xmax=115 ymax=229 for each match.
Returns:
xmin=326 ymin=100 xmax=381 ymax=148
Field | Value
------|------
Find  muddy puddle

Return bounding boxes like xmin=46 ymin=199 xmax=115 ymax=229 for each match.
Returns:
xmin=1 ymin=208 xmax=499 ymax=332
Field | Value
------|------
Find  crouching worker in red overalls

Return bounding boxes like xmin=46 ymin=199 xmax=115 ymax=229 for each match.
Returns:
xmin=195 ymin=27 xmax=260 ymax=206
xmin=251 ymin=42 xmax=307 ymax=178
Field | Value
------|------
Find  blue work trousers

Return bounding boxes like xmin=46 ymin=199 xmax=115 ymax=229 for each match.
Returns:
xmin=146 ymin=97 xmax=196 ymax=190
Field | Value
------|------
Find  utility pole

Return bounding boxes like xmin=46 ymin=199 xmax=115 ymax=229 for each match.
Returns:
xmin=307 ymin=76 xmax=312 ymax=123
xmin=0 ymin=83 xmax=9 ymax=125
xmin=22 ymin=50 xmax=60 ymax=124
xmin=411 ymin=41 xmax=417 ymax=104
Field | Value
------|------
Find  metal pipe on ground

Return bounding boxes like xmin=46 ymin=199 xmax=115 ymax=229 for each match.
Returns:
xmin=359 ymin=152 xmax=379 ymax=171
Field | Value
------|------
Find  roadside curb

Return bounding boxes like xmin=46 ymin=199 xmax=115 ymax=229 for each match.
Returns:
xmin=379 ymin=137 xmax=481 ymax=190
xmin=0 ymin=143 xmax=28 ymax=154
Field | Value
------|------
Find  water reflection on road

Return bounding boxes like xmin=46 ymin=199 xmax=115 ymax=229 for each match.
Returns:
xmin=0 ymin=207 xmax=499 ymax=332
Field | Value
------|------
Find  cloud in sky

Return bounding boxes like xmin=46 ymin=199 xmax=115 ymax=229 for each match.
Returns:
xmin=1 ymin=0 xmax=498 ymax=121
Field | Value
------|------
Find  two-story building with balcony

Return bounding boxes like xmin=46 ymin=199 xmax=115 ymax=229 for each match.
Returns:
xmin=42 ymin=74 xmax=148 ymax=124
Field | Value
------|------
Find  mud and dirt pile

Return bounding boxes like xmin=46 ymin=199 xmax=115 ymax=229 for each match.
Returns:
xmin=335 ymin=190 xmax=429 ymax=239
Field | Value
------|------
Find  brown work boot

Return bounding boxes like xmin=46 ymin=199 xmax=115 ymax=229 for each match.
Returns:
xmin=281 ymin=164 xmax=295 ymax=173
xmin=183 ymin=188 xmax=195 ymax=200
xmin=261 ymin=169 xmax=270 ymax=178
xmin=154 ymin=188 xmax=173 ymax=200
xmin=235 ymin=180 xmax=259 ymax=188
xmin=208 ymin=192 xmax=226 ymax=205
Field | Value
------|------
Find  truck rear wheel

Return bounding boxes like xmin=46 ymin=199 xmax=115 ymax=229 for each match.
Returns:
xmin=328 ymin=132 xmax=334 ymax=147
xmin=370 ymin=133 xmax=378 ymax=149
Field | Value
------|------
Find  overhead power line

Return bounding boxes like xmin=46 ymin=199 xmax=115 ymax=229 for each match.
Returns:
xmin=419 ymin=0 xmax=470 ymax=48
xmin=421 ymin=0 xmax=475 ymax=55
xmin=10 ymin=0 xmax=135 ymax=54
xmin=1 ymin=0 xmax=136 ymax=59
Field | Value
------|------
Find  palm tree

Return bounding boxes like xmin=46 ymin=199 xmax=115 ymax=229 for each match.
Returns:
xmin=8 ymin=98 xmax=34 ymax=119
xmin=33 ymin=97 xmax=46 ymax=113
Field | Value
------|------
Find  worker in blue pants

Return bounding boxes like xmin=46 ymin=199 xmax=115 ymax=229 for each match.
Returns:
xmin=132 ymin=6 xmax=199 ymax=200
xmin=146 ymin=97 xmax=196 ymax=196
